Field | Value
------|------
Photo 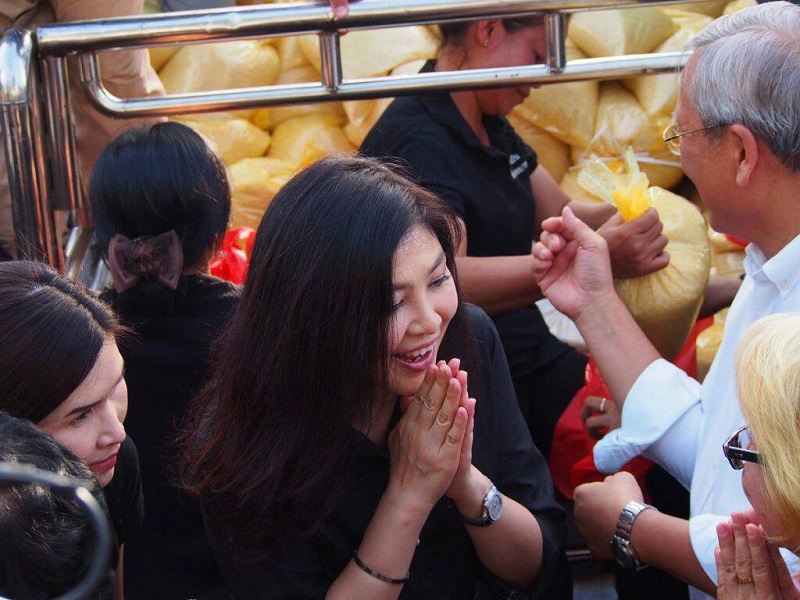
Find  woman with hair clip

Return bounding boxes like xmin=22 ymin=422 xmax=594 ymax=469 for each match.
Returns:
xmin=715 ymin=313 xmax=800 ymax=599
xmin=180 ymin=156 xmax=566 ymax=599
xmin=0 ymin=260 xmax=139 ymax=599
xmin=0 ymin=411 xmax=115 ymax=600
xmin=91 ymin=121 xmax=239 ymax=599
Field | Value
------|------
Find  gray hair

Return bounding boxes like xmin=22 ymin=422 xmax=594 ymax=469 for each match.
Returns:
xmin=685 ymin=1 xmax=800 ymax=171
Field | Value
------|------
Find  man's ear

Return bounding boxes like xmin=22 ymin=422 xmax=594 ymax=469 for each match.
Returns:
xmin=729 ymin=124 xmax=759 ymax=187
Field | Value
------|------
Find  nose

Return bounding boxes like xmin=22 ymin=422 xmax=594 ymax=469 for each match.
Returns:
xmin=408 ymin=297 xmax=442 ymax=337
xmin=98 ymin=399 xmax=127 ymax=449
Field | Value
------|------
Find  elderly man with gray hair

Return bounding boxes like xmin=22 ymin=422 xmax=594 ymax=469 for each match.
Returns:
xmin=531 ymin=2 xmax=800 ymax=598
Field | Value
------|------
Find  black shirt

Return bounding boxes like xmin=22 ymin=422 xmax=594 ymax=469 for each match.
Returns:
xmin=203 ymin=304 xmax=566 ymax=599
xmin=104 ymin=274 xmax=240 ymax=599
xmin=360 ymin=64 xmax=570 ymax=374
xmin=104 ymin=435 xmax=144 ymax=547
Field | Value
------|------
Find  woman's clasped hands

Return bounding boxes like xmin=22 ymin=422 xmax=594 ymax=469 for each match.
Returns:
xmin=716 ymin=509 xmax=800 ymax=599
xmin=388 ymin=359 xmax=479 ymax=516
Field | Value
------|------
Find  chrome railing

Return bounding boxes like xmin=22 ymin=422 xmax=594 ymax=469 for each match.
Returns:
xmin=0 ymin=0 xmax=694 ymax=276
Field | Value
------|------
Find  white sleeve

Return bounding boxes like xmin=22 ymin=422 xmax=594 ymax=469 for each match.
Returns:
xmin=593 ymin=358 xmax=701 ymax=483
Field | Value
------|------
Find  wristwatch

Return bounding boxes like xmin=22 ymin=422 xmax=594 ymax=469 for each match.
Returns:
xmin=456 ymin=481 xmax=503 ymax=527
xmin=610 ymin=501 xmax=657 ymax=570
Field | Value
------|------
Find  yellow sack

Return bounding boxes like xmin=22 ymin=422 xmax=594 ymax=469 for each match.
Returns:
xmin=577 ymin=151 xmax=710 ymax=359
xmin=229 ymin=157 xmax=298 ymax=229
xmin=268 ymin=114 xmax=356 ymax=166
xmin=568 ymin=7 xmax=676 ymax=57
xmin=159 ymin=40 xmax=280 ymax=95
xmin=298 ymin=26 xmax=439 ymax=79
xmin=623 ymin=11 xmax=712 ymax=118
xmin=666 ymin=0 xmax=728 ymax=16
xmin=724 ymin=0 xmax=757 ymax=14
xmin=175 ymin=117 xmax=271 ymax=166
xmin=696 ymin=308 xmax=728 ymax=382
xmin=560 ymin=168 xmax=605 ymax=204
xmin=514 ymin=45 xmax=598 ymax=148
xmin=250 ymin=37 xmax=347 ymax=130
xmin=708 ymin=228 xmax=747 ymax=280
xmin=150 ymin=46 xmax=180 ymax=72
xmin=507 ymin=112 xmax=571 ymax=184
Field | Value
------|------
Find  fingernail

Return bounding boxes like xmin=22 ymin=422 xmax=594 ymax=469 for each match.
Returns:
xmin=335 ymin=6 xmax=348 ymax=17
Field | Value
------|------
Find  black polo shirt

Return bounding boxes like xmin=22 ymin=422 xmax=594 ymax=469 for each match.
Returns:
xmin=203 ymin=305 xmax=566 ymax=599
xmin=360 ymin=63 xmax=570 ymax=374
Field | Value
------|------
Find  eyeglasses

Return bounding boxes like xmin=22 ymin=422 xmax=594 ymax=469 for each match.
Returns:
xmin=662 ymin=123 xmax=724 ymax=156
xmin=723 ymin=425 xmax=761 ymax=470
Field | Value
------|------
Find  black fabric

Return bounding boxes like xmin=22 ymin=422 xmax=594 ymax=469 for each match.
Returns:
xmin=360 ymin=66 xmax=584 ymax=458
xmin=103 ymin=274 xmax=239 ymax=600
xmin=203 ymin=304 xmax=566 ymax=600
xmin=103 ymin=435 xmax=144 ymax=547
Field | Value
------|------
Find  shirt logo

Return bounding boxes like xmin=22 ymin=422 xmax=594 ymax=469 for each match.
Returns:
xmin=509 ymin=153 xmax=528 ymax=179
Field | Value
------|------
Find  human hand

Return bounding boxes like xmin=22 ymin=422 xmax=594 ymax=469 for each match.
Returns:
xmin=716 ymin=510 xmax=800 ymax=599
xmin=329 ymin=0 xmax=349 ymax=18
xmin=533 ymin=206 xmax=616 ymax=321
xmin=388 ymin=363 xmax=468 ymax=514
xmin=598 ymin=208 xmax=669 ymax=279
xmin=581 ymin=395 xmax=621 ymax=440
xmin=573 ymin=472 xmax=644 ymax=559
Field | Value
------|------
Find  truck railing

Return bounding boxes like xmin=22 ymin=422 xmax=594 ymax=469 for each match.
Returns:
xmin=0 ymin=0 xmax=693 ymax=280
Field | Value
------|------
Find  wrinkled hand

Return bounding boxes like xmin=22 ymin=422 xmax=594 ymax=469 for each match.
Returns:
xmin=388 ymin=363 xmax=468 ymax=513
xmin=574 ymin=472 xmax=644 ymax=559
xmin=581 ymin=395 xmax=621 ymax=440
xmin=329 ymin=0 xmax=350 ymax=18
xmin=716 ymin=510 xmax=800 ymax=599
xmin=533 ymin=206 xmax=616 ymax=321
xmin=598 ymin=208 xmax=669 ymax=279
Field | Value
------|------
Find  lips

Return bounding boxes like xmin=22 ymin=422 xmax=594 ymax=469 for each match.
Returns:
xmin=90 ymin=453 xmax=118 ymax=475
xmin=394 ymin=338 xmax=439 ymax=373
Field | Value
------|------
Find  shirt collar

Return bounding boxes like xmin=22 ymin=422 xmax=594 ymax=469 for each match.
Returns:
xmin=744 ymin=233 xmax=800 ymax=298
xmin=417 ymin=60 xmax=514 ymax=159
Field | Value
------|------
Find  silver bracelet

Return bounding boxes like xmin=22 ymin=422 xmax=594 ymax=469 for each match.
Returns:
xmin=353 ymin=551 xmax=410 ymax=584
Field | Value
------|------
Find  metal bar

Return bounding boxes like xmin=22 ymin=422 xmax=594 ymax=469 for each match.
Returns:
xmin=319 ymin=31 xmax=343 ymax=92
xmin=35 ymin=0 xmax=702 ymax=55
xmin=544 ymin=12 xmax=567 ymax=73
xmin=42 ymin=56 xmax=84 ymax=220
xmin=0 ymin=28 xmax=60 ymax=266
xmin=79 ymin=51 xmax=689 ymax=118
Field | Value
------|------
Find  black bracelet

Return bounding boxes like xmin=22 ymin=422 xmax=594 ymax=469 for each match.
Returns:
xmin=353 ymin=551 xmax=410 ymax=584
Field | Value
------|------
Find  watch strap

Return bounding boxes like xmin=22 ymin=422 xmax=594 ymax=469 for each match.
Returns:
xmin=611 ymin=501 xmax=657 ymax=570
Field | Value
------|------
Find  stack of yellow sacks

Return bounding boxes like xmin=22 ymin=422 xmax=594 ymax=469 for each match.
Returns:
xmin=149 ymin=0 xmax=753 ymax=234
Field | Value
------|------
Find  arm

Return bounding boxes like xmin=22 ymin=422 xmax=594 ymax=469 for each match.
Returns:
xmin=533 ymin=207 xmax=661 ymax=405
xmin=574 ymin=472 xmax=715 ymax=595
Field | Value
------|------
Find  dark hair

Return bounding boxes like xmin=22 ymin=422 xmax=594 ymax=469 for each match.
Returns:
xmin=181 ymin=156 xmax=470 ymax=556
xmin=0 ymin=411 xmax=114 ymax=600
xmin=91 ymin=122 xmax=231 ymax=309
xmin=439 ymin=15 xmax=545 ymax=47
xmin=0 ymin=261 xmax=122 ymax=423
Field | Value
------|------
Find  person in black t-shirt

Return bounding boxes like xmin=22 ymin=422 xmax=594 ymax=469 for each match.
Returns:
xmin=0 ymin=260 xmax=142 ymax=598
xmin=360 ymin=17 xmax=670 ymax=461
xmin=181 ymin=156 xmax=566 ymax=599
xmin=91 ymin=122 xmax=239 ymax=600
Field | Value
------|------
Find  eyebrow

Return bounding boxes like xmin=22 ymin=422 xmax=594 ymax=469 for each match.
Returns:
xmin=63 ymin=373 xmax=124 ymax=418
xmin=392 ymin=252 xmax=446 ymax=292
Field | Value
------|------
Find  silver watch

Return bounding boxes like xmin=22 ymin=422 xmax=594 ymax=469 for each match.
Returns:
xmin=456 ymin=482 xmax=503 ymax=527
xmin=610 ymin=501 xmax=656 ymax=570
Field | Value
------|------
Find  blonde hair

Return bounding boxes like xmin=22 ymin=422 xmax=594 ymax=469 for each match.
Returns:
xmin=736 ymin=313 xmax=800 ymax=545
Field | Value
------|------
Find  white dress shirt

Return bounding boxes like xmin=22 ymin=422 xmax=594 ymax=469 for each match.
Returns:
xmin=594 ymin=233 xmax=800 ymax=599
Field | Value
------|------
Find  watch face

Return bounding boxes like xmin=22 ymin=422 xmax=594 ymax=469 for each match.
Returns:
xmin=486 ymin=489 xmax=503 ymax=521
xmin=612 ymin=536 xmax=638 ymax=569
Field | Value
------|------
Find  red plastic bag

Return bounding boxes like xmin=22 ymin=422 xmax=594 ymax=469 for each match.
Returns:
xmin=549 ymin=319 xmax=711 ymax=500
xmin=209 ymin=227 xmax=256 ymax=284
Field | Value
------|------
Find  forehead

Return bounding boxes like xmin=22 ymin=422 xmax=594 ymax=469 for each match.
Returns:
xmin=392 ymin=226 xmax=443 ymax=278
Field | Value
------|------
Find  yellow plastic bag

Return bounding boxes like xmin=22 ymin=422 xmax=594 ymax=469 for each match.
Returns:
xmin=696 ymin=308 xmax=728 ymax=382
xmin=568 ymin=7 xmax=676 ymax=57
xmin=577 ymin=150 xmax=711 ymax=359
xmin=267 ymin=114 xmax=356 ymax=166
xmin=513 ymin=45 xmax=599 ymax=148
xmin=228 ymin=157 xmax=298 ymax=229
xmin=507 ymin=112 xmax=572 ymax=184
xmin=175 ymin=117 xmax=271 ymax=166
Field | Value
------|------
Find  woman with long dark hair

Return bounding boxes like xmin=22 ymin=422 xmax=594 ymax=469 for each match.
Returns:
xmin=181 ymin=156 xmax=565 ymax=599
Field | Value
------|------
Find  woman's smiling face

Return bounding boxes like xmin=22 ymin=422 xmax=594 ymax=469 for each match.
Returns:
xmin=386 ymin=225 xmax=459 ymax=398
xmin=38 ymin=338 xmax=128 ymax=487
